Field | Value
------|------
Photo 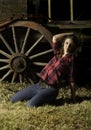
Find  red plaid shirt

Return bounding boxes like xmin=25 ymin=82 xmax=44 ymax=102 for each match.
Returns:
xmin=40 ymin=42 xmax=77 ymax=86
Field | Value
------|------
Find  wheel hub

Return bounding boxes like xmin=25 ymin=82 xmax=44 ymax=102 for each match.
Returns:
xmin=10 ymin=55 xmax=27 ymax=73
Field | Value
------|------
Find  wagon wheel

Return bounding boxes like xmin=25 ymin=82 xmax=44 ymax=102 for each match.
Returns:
xmin=0 ymin=20 xmax=53 ymax=84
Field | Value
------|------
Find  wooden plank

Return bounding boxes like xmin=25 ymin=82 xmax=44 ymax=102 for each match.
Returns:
xmin=47 ymin=21 xmax=91 ymax=29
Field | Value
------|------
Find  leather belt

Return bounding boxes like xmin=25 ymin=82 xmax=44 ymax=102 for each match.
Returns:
xmin=39 ymin=80 xmax=58 ymax=89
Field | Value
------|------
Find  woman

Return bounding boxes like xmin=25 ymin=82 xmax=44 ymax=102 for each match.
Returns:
xmin=11 ymin=32 xmax=80 ymax=107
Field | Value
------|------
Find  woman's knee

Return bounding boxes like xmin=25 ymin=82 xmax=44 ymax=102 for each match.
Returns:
xmin=27 ymin=93 xmax=45 ymax=107
xmin=11 ymin=92 xmax=22 ymax=103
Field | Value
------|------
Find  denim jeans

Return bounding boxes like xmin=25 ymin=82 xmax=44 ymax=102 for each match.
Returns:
xmin=11 ymin=82 xmax=59 ymax=107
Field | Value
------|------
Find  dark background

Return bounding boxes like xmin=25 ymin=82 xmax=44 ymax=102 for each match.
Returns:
xmin=27 ymin=0 xmax=91 ymax=21
xmin=27 ymin=0 xmax=91 ymax=85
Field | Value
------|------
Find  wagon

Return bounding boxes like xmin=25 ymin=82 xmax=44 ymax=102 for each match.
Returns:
xmin=0 ymin=0 xmax=91 ymax=84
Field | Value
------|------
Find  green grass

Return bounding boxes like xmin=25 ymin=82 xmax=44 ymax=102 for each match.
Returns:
xmin=0 ymin=82 xmax=91 ymax=130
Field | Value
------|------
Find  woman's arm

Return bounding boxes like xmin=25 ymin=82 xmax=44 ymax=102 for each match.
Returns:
xmin=52 ymin=32 xmax=74 ymax=43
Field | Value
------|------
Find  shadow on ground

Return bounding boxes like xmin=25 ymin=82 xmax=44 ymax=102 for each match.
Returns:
xmin=50 ymin=96 xmax=91 ymax=106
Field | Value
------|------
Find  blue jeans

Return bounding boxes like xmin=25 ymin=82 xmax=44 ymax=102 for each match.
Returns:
xmin=11 ymin=82 xmax=58 ymax=107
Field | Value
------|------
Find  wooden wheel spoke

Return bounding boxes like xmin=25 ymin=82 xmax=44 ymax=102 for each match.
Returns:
xmin=19 ymin=74 xmax=23 ymax=83
xmin=11 ymin=72 xmax=17 ymax=83
xmin=25 ymin=35 xmax=44 ymax=56
xmin=0 ymin=50 xmax=11 ymax=58
xmin=29 ymin=49 xmax=53 ymax=60
xmin=27 ymin=77 xmax=34 ymax=85
xmin=0 ymin=64 xmax=9 ymax=71
xmin=36 ymin=73 xmax=40 ymax=78
xmin=0 ymin=59 xmax=9 ymax=63
xmin=0 ymin=70 xmax=12 ymax=81
xmin=33 ymin=62 xmax=47 ymax=66
xmin=21 ymin=28 xmax=30 ymax=53
xmin=0 ymin=33 xmax=14 ymax=54
xmin=12 ymin=26 xmax=18 ymax=52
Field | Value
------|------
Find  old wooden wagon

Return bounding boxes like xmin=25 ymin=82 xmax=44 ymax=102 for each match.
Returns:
xmin=0 ymin=0 xmax=91 ymax=85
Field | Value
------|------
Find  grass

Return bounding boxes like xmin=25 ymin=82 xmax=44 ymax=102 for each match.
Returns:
xmin=0 ymin=82 xmax=91 ymax=130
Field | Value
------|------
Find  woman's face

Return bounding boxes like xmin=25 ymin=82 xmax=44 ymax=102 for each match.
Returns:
xmin=63 ymin=38 xmax=76 ymax=54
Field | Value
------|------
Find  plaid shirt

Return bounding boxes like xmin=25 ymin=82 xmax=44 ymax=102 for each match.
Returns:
xmin=40 ymin=42 xmax=77 ymax=86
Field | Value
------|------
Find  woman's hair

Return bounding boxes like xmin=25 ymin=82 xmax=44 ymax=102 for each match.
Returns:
xmin=62 ymin=34 xmax=80 ymax=47
xmin=60 ymin=34 xmax=80 ymax=56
